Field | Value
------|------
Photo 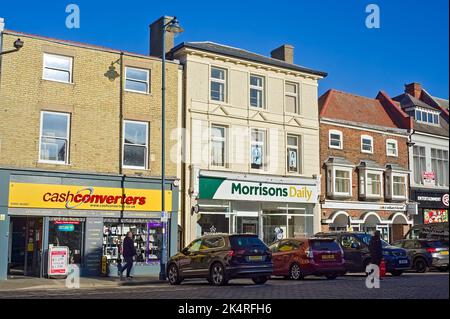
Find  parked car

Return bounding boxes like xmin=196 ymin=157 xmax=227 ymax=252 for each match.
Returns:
xmin=404 ymin=222 xmax=449 ymax=245
xmin=392 ymin=239 xmax=449 ymax=273
xmin=166 ymin=234 xmax=273 ymax=286
xmin=269 ymin=238 xmax=346 ymax=280
xmin=315 ymin=232 xmax=411 ymax=276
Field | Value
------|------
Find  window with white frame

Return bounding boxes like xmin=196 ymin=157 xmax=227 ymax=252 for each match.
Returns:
xmin=250 ymin=75 xmax=265 ymax=108
xmin=329 ymin=130 xmax=343 ymax=149
xmin=431 ymin=148 xmax=449 ymax=187
xmin=287 ymin=134 xmax=301 ymax=173
xmin=386 ymin=139 xmax=398 ymax=157
xmin=413 ymin=146 xmax=426 ymax=185
xmin=361 ymin=135 xmax=373 ymax=154
xmin=123 ymin=120 xmax=149 ymax=169
xmin=39 ymin=111 xmax=70 ymax=164
xmin=359 ymin=169 xmax=383 ymax=198
xmin=385 ymin=171 xmax=408 ymax=199
xmin=43 ymin=53 xmax=73 ymax=83
xmin=125 ymin=67 xmax=150 ymax=93
xmin=211 ymin=125 xmax=227 ymax=167
xmin=415 ymin=108 xmax=440 ymax=125
xmin=251 ymin=129 xmax=266 ymax=170
xmin=285 ymin=82 xmax=299 ymax=114
xmin=211 ymin=67 xmax=227 ymax=102
xmin=326 ymin=166 xmax=353 ymax=198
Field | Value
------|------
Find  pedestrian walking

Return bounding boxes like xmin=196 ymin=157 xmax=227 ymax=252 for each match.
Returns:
xmin=120 ymin=231 xmax=136 ymax=280
xmin=369 ymin=230 xmax=384 ymax=279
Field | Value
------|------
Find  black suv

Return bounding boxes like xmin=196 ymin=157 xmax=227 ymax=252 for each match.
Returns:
xmin=316 ymin=232 xmax=410 ymax=275
xmin=167 ymin=234 xmax=273 ymax=286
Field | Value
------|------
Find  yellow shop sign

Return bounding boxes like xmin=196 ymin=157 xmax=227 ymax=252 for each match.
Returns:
xmin=8 ymin=182 xmax=172 ymax=212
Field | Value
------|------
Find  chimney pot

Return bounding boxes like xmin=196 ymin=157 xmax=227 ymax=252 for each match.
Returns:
xmin=271 ymin=44 xmax=294 ymax=64
xmin=405 ymin=82 xmax=422 ymax=99
xmin=150 ymin=16 xmax=176 ymax=58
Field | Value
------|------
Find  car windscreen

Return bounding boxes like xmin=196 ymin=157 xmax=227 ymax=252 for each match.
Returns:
xmin=354 ymin=234 xmax=389 ymax=248
xmin=230 ymin=236 xmax=266 ymax=249
xmin=310 ymin=240 xmax=340 ymax=251
xmin=420 ymin=241 xmax=445 ymax=248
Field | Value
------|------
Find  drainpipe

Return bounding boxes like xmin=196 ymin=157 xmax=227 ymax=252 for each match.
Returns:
xmin=407 ymin=129 xmax=416 ymax=226
xmin=119 ymin=52 xmax=125 ymax=220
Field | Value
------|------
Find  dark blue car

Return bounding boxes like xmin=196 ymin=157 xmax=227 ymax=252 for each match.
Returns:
xmin=316 ymin=232 xmax=411 ymax=276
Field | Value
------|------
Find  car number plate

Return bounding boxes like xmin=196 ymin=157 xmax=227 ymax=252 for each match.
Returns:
xmin=248 ymin=256 xmax=263 ymax=261
xmin=399 ymin=259 xmax=408 ymax=264
xmin=321 ymin=254 xmax=335 ymax=260
xmin=440 ymin=251 xmax=449 ymax=255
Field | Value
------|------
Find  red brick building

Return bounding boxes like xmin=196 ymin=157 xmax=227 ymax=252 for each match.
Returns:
xmin=318 ymin=90 xmax=413 ymax=242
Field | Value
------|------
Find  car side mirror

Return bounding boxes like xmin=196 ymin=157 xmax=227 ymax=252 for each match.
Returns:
xmin=181 ymin=248 xmax=190 ymax=255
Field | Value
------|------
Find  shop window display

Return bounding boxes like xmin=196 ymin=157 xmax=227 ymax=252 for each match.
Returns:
xmin=48 ymin=218 xmax=84 ymax=265
xmin=103 ymin=219 xmax=163 ymax=265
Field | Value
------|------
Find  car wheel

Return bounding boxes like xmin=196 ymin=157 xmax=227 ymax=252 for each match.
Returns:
xmin=168 ymin=264 xmax=182 ymax=285
xmin=325 ymin=274 xmax=338 ymax=280
xmin=390 ymin=270 xmax=403 ymax=276
xmin=252 ymin=276 xmax=269 ymax=285
xmin=414 ymin=258 xmax=428 ymax=273
xmin=289 ymin=263 xmax=304 ymax=280
xmin=210 ymin=263 xmax=228 ymax=286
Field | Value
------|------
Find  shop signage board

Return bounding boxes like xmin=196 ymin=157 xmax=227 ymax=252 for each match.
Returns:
xmin=199 ymin=176 xmax=318 ymax=203
xmin=424 ymin=209 xmax=448 ymax=224
xmin=48 ymin=246 xmax=69 ymax=276
xmin=8 ymin=182 xmax=172 ymax=212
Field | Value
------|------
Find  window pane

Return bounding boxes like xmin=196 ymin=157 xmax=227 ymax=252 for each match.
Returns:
xmin=126 ymin=79 xmax=148 ymax=93
xmin=211 ymin=126 xmax=225 ymax=139
xmin=434 ymin=114 xmax=439 ymax=124
xmin=250 ymin=88 xmax=263 ymax=107
xmin=416 ymin=110 xmax=421 ymax=121
xmin=124 ymin=145 xmax=146 ymax=167
xmin=211 ymin=82 xmax=224 ymax=101
xmin=367 ymin=173 xmax=381 ymax=195
xmin=428 ymin=113 xmax=433 ymax=123
xmin=286 ymin=95 xmax=297 ymax=113
xmin=45 ymin=54 xmax=71 ymax=70
xmin=211 ymin=68 xmax=225 ymax=80
xmin=251 ymin=145 xmax=264 ymax=169
xmin=41 ymin=138 xmax=67 ymax=162
xmin=126 ymin=68 xmax=148 ymax=82
xmin=288 ymin=148 xmax=298 ymax=172
xmin=250 ymin=76 xmax=263 ymax=87
xmin=42 ymin=113 xmax=69 ymax=138
xmin=336 ymin=170 xmax=349 ymax=179
xmin=211 ymin=140 xmax=225 ymax=166
xmin=286 ymin=83 xmax=296 ymax=94
xmin=44 ymin=68 xmax=70 ymax=82
xmin=125 ymin=122 xmax=147 ymax=145
xmin=287 ymin=136 xmax=298 ymax=146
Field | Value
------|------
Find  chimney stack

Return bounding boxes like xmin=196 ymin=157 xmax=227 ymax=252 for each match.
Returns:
xmin=0 ymin=18 xmax=5 ymax=32
xmin=150 ymin=16 xmax=175 ymax=58
xmin=271 ymin=44 xmax=294 ymax=64
xmin=405 ymin=82 xmax=422 ymax=99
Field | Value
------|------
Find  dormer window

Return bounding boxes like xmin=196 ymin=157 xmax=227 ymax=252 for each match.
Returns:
xmin=415 ymin=108 xmax=440 ymax=125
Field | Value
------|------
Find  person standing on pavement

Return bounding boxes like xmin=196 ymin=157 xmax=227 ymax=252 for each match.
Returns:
xmin=120 ymin=231 xmax=136 ymax=280
xmin=369 ymin=230 xmax=383 ymax=267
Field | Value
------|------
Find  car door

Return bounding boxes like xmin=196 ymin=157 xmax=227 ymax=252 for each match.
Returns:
xmin=269 ymin=241 xmax=281 ymax=275
xmin=340 ymin=235 xmax=363 ymax=271
xmin=197 ymin=236 xmax=225 ymax=276
xmin=276 ymin=240 xmax=295 ymax=275
xmin=179 ymin=239 xmax=202 ymax=277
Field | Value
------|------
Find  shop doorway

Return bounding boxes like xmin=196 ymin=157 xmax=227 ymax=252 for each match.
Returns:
xmin=8 ymin=217 xmax=44 ymax=277
xmin=235 ymin=216 xmax=258 ymax=235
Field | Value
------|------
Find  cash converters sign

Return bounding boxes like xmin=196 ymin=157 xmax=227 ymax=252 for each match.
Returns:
xmin=8 ymin=182 xmax=172 ymax=211
xmin=199 ymin=177 xmax=318 ymax=203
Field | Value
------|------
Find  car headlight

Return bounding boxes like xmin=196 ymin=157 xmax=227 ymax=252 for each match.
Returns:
xmin=382 ymin=251 xmax=391 ymax=256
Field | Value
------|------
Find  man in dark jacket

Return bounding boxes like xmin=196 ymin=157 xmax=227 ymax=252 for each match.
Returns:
xmin=120 ymin=231 xmax=136 ymax=280
xmin=369 ymin=230 xmax=383 ymax=267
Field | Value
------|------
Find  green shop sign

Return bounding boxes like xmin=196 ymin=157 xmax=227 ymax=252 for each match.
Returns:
xmin=199 ymin=176 xmax=318 ymax=203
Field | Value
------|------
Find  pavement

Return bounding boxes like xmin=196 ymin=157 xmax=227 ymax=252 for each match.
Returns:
xmin=0 ymin=272 xmax=448 ymax=299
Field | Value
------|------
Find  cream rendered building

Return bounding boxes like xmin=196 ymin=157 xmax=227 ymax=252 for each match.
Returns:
xmin=170 ymin=42 xmax=327 ymax=245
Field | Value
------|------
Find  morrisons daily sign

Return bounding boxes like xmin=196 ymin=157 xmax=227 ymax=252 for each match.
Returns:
xmin=199 ymin=177 xmax=318 ymax=203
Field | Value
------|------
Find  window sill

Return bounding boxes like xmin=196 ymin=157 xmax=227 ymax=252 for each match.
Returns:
xmin=208 ymin=99 xmax=230 ymax=106
xmin=361 ymin=150 xmax=374 ymax=154
xmin=38 ymin=160 xmax=71 ymax=166
xmin=329 ymin=145 xmax=343 ymax=150
xmin=328 ymin=193 xmax=352 ymax=199
xmin=124 ymin=89 xmax=151 ymax=95
xmin=42 ymin=78 xmax=74 ymax=86
xmin=123 ymin=166 xmax=149 ymax=171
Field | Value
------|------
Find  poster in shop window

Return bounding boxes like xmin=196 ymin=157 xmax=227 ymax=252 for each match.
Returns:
xmin=48 ymin=246 xmax=69 ymax=276
xmin=422 ymin=171 xmax=436 ymax=187
xmin=424 ymin=209 xmax=448 ymax=224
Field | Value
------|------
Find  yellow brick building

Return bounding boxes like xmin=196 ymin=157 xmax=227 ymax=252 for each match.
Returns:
xmin=0 ymin=21 xmax=182 ymax=280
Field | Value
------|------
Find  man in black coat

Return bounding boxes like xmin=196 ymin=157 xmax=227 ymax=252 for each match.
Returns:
xmin=120 ymin=231 xmax=136 ymax=280
xmin=369 ymin=230 xmax=383 ymax=267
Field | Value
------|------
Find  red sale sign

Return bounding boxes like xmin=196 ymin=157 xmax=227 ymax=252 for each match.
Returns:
xmin=48 ymin=246 xmax=69 ymax=276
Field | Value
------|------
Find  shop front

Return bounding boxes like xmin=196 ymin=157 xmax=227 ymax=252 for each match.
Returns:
xmin=0 ymin=168 xmax=179 ymax=281
xmin=192 ymin=171 xmax=319 ymax=245
xmin=410 ymin=189 xmax=449 ymax=226
xmin=321 ymin=202 xmax=413 ymax=243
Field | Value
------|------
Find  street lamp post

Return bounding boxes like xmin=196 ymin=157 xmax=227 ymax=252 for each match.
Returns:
xmin=159 ymin=17 xmax=184 ymax=281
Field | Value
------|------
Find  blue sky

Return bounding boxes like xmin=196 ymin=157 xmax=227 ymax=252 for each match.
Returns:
xmin=1 ymin=0 xmax=448 ymax=98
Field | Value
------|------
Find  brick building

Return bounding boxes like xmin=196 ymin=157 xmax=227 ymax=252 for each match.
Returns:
xmin=0 ymin=19 xmax=182 ymax=280
xmin=318 ymin=90 xmax=413 ymax=242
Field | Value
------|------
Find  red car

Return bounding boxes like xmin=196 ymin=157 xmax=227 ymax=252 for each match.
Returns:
xmin=269 ymin=238 xmax=346 ymax=280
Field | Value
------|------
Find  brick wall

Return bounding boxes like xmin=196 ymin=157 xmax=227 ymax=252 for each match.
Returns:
xmin=319 ymin=122 xmax=409 ymax=202
xmin=0 ymin=32 xmax=179 ymax=178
